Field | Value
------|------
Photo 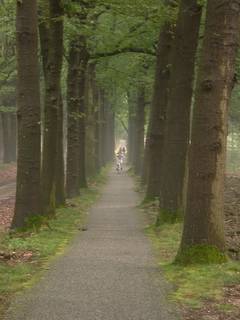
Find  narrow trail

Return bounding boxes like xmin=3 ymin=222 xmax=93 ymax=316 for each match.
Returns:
xmin=5 ymin=170 xmax=179 ymax=320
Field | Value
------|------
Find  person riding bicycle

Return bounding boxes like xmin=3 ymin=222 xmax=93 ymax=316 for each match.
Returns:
xmin=116 ymin=150 xmax=124 ymax=173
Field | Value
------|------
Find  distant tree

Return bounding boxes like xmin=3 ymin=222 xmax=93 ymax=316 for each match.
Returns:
xmin=134 ymin=86 xmax=145 ymax=175
xmin=11 ymin=0 xmax=41 ymax=228
xmin=177 ymin=0 xmax=240 ymax=264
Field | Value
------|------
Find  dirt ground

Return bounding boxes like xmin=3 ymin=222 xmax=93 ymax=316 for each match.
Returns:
xmin=224 ymin=175 xmax=240 ymax=260
xmin=0 ymin=164 xmax=16 ymax=232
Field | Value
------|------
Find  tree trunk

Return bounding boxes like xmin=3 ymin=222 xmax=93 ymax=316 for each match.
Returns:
xmin=98 ymin=90 xmax=107 ymax=167
xmin=134 ymin=88 xmax=145 ymax=175
xmin=159 ymin=0 xmax=202 ymax=219
xmin=10 ymin=113 xmax=17 ymax=162
xmin=92 ymin=69 xmax=101 ymax=173
xmin=104 ymin=100 xmax=115 ymax=163
xmin=145 ymin=22 xmax=175 ymax=200
xmin=12 ymin=0 xmax=41 ymax=228
xmin=66 ymin=41 xmax=80 ymax=198
xmin=1 ymin=112 xmax=11 ymax=163
xmin=55 ymin=94 xmax=65 ymax=206
xmin=178 ymin=0 xmax=240 ymax=264
xmin=78 ymin=36 xmax=88 ymax=188
xmin=127 ymin=92 xmax=136 ymax=165
xmin=41 ymin=0 xmax=64 ymax=215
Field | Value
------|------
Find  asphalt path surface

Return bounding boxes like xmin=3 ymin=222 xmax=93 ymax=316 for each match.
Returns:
xmin=5 ymin=169 xmax=179 ymax=320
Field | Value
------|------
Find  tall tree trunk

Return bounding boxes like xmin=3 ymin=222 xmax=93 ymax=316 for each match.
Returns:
xmin=98 ymin=90 xmax=107 ymax=167
xmin=85 ymin=63 xmax=96 ymax=177
xmin=145 ymin=22 xmax=175 ymax=200
xmin=55 ymin=94 xmax=65 ymax=206
xmin=92 ymin=69 xmax=101 ymax=172
xmin=12 ymin=0 xmax=41 ymax=228
xmin=159 ymin=0 xmax=202 ymax=220
xmin=134 ymin=88 xmax=145 ymax=175
xmin=178 ymin=0 xmax=240 ymax=264
xmin=41 ymin=0 xmax=63 ymax=215
xmin=1 ymin=112 xmax=11 ymax=163
xmin=66 ymin=41 xmax=80 ymax=198
xmin=104 ymin=100 xmax=115 ymax=163
xmin=10 ymin=113 xmax=17 ymax=162
xmin=78 ymin=36 xmax=88 ymax=188
xmin=127 ymin=92 xmax=136 ymax=165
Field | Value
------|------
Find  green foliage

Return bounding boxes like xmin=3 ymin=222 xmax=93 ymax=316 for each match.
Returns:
xmin=0 ymin=0 xmax=16 ymax=111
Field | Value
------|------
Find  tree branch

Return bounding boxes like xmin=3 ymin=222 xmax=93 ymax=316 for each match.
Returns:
xmin=91 ymin=47 xmax=156 ymax=59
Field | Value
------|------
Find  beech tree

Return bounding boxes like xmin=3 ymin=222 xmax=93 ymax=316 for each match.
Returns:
xmin=177 ymin=0 xmax=240 ymax=264
xmin=133 ymin=87 xmax=145 ymax=175
xmin=41 ymin=0 xmax=64 ymax=215
xmin=145 ymin=18 xmax=175 ymax=200
xmin=11 ymin=0 xmax=41 ymax=228
xmin=159 ymin=0 xmax=202 ymax=220
xmin=66 ymin=40 xmax=81 ymax=198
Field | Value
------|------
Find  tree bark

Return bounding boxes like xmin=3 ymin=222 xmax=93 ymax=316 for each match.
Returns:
xmin=9 ymin=113 xmax=17 ymax=162
xmin=98 ymin=90 xmax=107 ymax=167
xmin=55 ymin=94 xmax=65 ymax=206
xmin=134 ymin=87 xmax=145 ymax=175
xmin=78 ymin=36 xmax=89 ymax=188
xmin=159 ymin=0 xmax=202 ymax=219
xmin=178 ymin=0 xmax=240 ymax=263
xmin=66 ymin=41 xmax=81 ymax=198
xmin=145 ymin=22 xmax=175 ymax=199
xmin=127 ymin=92 xmax=136 ymax=165
xmin=41 ymin=0 xmax=64 ymax=215
xmin=12 ymin=0 xmax=41 ymax=228
xmin=1 ymin=112 xmax=11 ymax=163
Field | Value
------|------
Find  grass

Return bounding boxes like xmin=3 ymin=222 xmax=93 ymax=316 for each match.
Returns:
xmin=145 ymin=222 xmax=240 ymax=311
xmin=0 ymin=166 xmax=109 ymax=317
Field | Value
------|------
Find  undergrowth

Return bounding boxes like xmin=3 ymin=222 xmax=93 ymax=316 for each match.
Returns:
xmin=145 ymin=222 xmax=240 ymax=312
xmin=0 ymin=166 xmax=109 ymax=317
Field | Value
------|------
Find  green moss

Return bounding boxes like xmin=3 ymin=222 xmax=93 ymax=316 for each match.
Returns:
xmin=175 ymin=245 xmax=228 ymax=265
xmin=144 ymin=222 xmax=240 ymax=312
xmin=156 ymin=208 xmax=183 ymax=225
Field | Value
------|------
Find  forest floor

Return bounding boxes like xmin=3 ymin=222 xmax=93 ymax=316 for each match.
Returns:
xmin=0 ymin=163 xmax=16 ymax=232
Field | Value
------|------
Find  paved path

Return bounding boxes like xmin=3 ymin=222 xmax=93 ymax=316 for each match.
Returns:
xmin=5 ymin=170 xmax=179 ymax=320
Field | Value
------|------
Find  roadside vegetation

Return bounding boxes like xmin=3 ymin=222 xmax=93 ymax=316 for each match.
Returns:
xmin=142 ymin=200 xmax=240 ymax=320
xmin=0 ymin=167 xmax=109 ymax=317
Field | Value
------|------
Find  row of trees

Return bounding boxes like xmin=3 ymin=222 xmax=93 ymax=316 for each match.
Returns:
xmin=12 ymin=0 xmax=118 ymax=228
xmin=127 ymin=0 xmax=240 ymax=263
xmin=3 ymin=0 xmax=240 ymax=264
